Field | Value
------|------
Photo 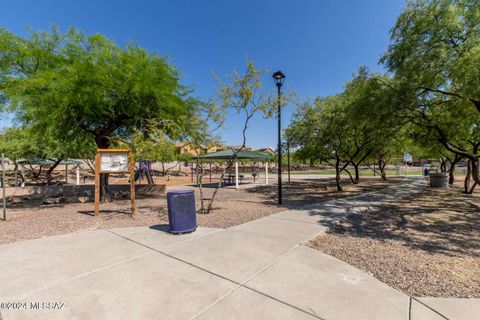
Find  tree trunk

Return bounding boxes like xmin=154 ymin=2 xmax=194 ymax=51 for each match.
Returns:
xmin=449 ymin=168 xmax=454 ymax=185
xmin=95 ymin=134 xmax=111 ymax=202
xmin=353 ymin=164 xmax=360 ymax=184
xmin=440 ymin=159 xmax=447 ymax=173
xmin=45 ymin=158 xmax=63 ymax=185
xmin=335 ymin=155 xmax=343 ymax=192
xmin=465 ymin=160 xmax=472 ymax=193
xmin=467 ymin=161 xmax=479 ymax=194
xmin=446 ymin=155 xmax=460 ymax=185
xmin=146 ymin=162 xmax=155 ymax=185
xmin=13 ymin=161 xmax=24 ymax=185
xmin=378 ymin=159 xmax=387 ymax=181
xmin=206 ymin=166 xmax=227 ymax=213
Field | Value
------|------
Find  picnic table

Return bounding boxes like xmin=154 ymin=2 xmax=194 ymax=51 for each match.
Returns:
xmin=223 ymin=174 xmax=244 ymax=185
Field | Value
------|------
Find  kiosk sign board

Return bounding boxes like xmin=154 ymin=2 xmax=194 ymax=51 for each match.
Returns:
xmin=100 ymin=152 xmax=129 ymax=172
xmin=94 ymin=149 xmax=135 ymax=216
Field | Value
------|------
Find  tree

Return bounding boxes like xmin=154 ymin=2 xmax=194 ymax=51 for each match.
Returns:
xmin=0 ymin=125 xmax=96 ymax=184
xmin=287 ymin=96 xmax=350 ymax=191
xmin=288 ymin=69 xmax=405 ymax=189
xmin=0 ymin=26 xmax=196 ymax=198
xmin=186 ymin=61 xmax=277 ymax=213
xmin=381 ymin=0 xmax=480 ymax=190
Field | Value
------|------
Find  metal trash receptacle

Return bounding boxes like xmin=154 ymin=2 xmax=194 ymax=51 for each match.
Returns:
xmin=166 ymin=190 xmax=197 ymax=234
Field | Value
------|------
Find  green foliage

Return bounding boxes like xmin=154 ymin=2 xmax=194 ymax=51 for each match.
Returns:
xmin=0 ymin=26 xmax=196 ymax=153
xmin=131 ymin=126 xmax=177 ymax=163
xmin=0 ymin=125 xmax=96 ymax=161
xmin=0 ymin=127 xmax=37 ymax=161
xmin=288 ymin=69 xmax=404 ymax=167
xmin=381 ymin=0 xmax=480 ymax=160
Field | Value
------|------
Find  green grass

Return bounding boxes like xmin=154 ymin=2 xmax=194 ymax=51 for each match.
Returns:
xmin=290 ymin=168 xmax=425 ymax=176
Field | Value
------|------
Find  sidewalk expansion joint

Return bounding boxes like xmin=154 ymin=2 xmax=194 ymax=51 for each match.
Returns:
xmin=411 ymin=297 xmax=450 ymax=320
xmin=108 ymin=230 xmax=326 ymax=320
xmin=190 ymin=244 xmax=327 ymax=320
xmin=106 ymin=229 xmax=239 ymax=285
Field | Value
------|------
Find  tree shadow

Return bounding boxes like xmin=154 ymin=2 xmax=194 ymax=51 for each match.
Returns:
xmin=328 ymin=190 xmax=480 ymax=258
xmin=244 ymin=178 xmax=403 ymax=209
xmin=77 ymin=209 xmax=133 ymax=218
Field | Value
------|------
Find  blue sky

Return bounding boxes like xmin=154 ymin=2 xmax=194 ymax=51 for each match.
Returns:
xmin=0 ymin=0 xmax=406 ymax=149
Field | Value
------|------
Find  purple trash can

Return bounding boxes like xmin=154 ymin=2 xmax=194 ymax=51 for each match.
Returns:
xmin=166 ymin=190 xmax=197 ymax=234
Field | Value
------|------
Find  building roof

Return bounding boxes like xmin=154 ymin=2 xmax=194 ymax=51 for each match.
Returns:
xmin=198 ymin=148 xmax=271 ymax=160
xmin=256 ymin=147 xmax=275 ymax=153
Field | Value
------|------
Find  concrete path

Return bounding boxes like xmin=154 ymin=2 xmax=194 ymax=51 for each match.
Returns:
xmin=0 ymin=177 xmax=477 ymax=320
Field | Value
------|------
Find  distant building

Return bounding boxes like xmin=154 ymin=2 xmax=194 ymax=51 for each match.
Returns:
xmin=224 ymin=145 xmax=252 ymax=151
xmin=255 ymin=147 xmax=275 ymax=155
xmin=176 ymin=142 xmax=225 ymax=156
xmin=177 ymin=142 xmax=273 ymax=157
xmin=176 ymin=142 xmax=200 ymax=156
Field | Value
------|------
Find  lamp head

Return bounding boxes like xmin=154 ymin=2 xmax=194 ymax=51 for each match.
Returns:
xmin=272 ymin=71 xmax=286 ymax=88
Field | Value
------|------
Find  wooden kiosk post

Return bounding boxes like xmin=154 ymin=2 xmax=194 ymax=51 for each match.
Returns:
xmin=94 ymin=149 xmax=136 ymax=216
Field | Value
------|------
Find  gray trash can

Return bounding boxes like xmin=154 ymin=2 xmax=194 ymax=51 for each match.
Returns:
xmin=429 ymin=172 xmax=448 ymax=188
xmin=166 ymin=190 xmax=197 ymax=234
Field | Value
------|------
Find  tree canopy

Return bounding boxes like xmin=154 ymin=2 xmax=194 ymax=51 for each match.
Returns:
xmin=0 ymin=26 xmax=196 ymax=151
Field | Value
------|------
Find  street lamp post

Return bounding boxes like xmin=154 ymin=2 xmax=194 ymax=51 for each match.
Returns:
xmin=272 ymin=71 xmax=285 ymax=205
xmin=287 ymin=140 xmax=291 ymax=183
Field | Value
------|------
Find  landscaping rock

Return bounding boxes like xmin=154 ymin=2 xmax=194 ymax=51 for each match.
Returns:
xmin=78 ymin=196 xmax=90 ymax=203
xmin=42 ymin=196 xmax=65 ymax=205
xmin=8 ymin=197 xmax=23 ymax=205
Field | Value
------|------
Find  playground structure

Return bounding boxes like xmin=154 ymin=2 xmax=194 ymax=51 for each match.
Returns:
xmin=134 ymin=160 xmax=155 ymax=185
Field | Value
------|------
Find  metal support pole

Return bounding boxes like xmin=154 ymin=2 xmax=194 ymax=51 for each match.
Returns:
xmin=265 ymin=162 xmax=269 ymax=185
xmin=191 ymin=162 xmax=194 ymax=183
xmin=235 ymin=161 xmax=239 ymax=189
xmin=277 ymin=84 xmax=282 ymax=205
xmin=76 ymin=166 xmax=80 ymax=185
xmin=65 ymin=164 xmax=68 ymax=184
xmin=287 ymin=140 xmax=291 ymax=183
xmin=209 ymin=162 xmax=212 ymax=183
xmin=2 ymin=153 xmax=6 ymax=221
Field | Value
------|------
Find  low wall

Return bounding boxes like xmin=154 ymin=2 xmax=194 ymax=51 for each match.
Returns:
xmin=4 ymin=184 xmax=166 ymax=198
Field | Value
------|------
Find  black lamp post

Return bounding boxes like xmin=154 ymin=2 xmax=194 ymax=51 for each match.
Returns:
xmin=272 ymin=71 xmax=285 ymax=205
xmin=287 ymin=139 xmax=291 ymax=183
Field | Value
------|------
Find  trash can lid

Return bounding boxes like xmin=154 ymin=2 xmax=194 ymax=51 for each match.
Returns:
xmin=167 ymin=190 xmax=195 ymax=195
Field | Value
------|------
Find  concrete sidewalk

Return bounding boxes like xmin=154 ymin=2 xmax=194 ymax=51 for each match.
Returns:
xmin=0 ymin=177 xmax=477 ymax=320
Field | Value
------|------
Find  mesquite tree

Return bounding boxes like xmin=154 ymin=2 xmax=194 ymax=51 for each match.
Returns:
xmin=180 ymin=61 xmax=278 ymax=213
xmin=381 ymin=0 xmax=480 ymax=192
xmin=0 ymin=26 xmax=195 ymax=198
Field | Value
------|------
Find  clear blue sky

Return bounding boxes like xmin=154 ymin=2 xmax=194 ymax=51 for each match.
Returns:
xmin=0 ymin=0 xmax=406 ymax=149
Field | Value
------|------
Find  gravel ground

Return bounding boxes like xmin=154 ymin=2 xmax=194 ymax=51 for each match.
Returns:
xmin=308 ymin=179 xmax=480 ymax=298
xmin=0 ymin=177 xmax=402 ymax=245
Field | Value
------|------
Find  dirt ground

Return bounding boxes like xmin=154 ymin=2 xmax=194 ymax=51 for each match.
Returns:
xmin=308 ymin=179 xmax=480 ymax=298
xmin=0 ymin=177 xmax=402 ymax=245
